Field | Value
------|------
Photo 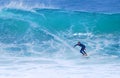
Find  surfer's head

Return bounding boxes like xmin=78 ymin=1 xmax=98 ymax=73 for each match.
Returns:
xmin=78 ymin=41 xmax=80 ymax=44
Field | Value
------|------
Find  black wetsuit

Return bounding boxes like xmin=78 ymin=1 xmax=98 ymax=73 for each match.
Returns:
xmin=74 ymin=43 xmax=86 ymax=55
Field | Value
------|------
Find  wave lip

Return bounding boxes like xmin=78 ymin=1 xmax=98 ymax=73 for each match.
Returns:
xmin=0 ymin=0 xmax=120 ymax=13
xmin=0 ymin=1 xmax=59 ymax=10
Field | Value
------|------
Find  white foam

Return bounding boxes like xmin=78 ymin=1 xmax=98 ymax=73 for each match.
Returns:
xmin=0 ymin=57 xmax=120 ymax=78
xmin=0 ymin=1 xmax=59 ymax=10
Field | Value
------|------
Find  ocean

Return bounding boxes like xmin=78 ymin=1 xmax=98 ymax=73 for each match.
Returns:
xmin=0 ymin=0 xmax=120 ymax=78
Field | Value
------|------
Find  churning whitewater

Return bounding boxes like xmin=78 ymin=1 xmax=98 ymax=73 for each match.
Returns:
xmin=0 ymin=0 xmax=120 ymax=78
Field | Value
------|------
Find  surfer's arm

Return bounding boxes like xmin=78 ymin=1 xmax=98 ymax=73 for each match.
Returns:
xmin=73 ymin=44 xmax=78 ymax=48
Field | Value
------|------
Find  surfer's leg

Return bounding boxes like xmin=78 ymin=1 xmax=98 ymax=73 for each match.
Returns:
xmin=82 ymin=50 xmax=87 ymax=56
xmin=80 ymin=50 xmax=84 ymax=55
xmin=83 ymin=50 xmax=87 ymax=56
xmin=81 ymin=48 xmax=87 ymax=56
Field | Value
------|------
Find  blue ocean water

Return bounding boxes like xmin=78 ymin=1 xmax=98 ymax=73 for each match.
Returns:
xmin=0 ymin=0 xmax=120 ymax=78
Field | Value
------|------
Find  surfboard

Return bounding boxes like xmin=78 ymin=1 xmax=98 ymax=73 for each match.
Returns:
xmin=83 ymin=55 xmax=90 ymax=58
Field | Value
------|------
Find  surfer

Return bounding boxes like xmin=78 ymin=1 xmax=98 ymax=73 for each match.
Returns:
xmin=74 ymin=41 xmax=87 ymax=56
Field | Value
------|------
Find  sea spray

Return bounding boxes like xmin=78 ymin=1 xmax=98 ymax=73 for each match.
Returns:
xmin=0 ymin=7 xmax=120 ymax=78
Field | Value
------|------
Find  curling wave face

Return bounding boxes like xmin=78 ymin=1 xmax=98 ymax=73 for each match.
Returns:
xmin=0 ymin=8 xmax=119 ymax=61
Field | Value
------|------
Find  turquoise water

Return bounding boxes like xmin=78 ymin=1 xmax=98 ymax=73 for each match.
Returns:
xmin=0 ymin=2 xmax=120 ymax=78
xmin=0 ymin=8 xmax=120 ymax=43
